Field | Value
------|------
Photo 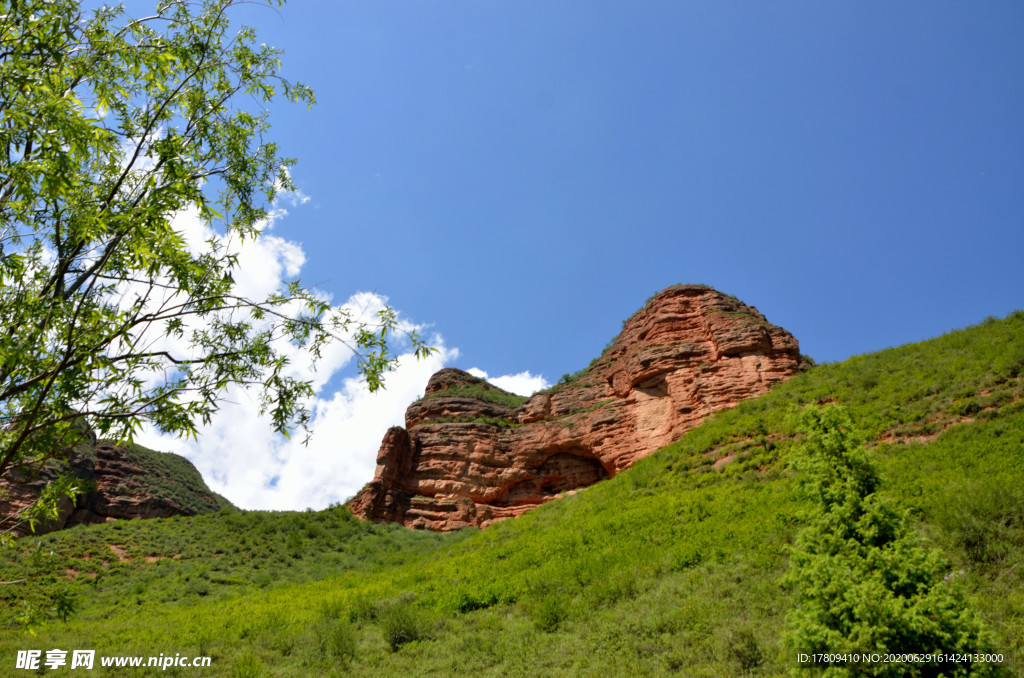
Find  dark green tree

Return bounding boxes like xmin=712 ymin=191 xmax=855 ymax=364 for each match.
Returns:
xmin=784 ymin=406 xmax=995 ymax=677
xmin=0 ymin=0 xmax=431 ymax=538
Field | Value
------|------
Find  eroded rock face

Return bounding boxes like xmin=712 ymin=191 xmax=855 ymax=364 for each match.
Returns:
xmin=0 ymin=429 xmax=232 ymax=537
xmin=350 ymin=285 xmax=802 ymax=531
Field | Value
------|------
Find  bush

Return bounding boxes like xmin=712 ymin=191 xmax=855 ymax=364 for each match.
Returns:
xmin=450 ymin=590 xmax=500 ymax=614
xmin=533 ymin=595 xmax=568 ymax=632
xmin=784 ymin=406 xmax=995 ymax=676
xmin=379 ymin=600 xmax=428 ymax=651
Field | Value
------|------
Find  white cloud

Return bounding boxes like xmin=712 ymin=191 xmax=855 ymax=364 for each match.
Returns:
xmin=466 ymin=368 xmax=550 ymax=396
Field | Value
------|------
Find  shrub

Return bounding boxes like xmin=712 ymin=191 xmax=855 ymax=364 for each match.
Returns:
xmin=784 ymin=406 xmax=994 ymax=676
xmin=379 ymin=600 xmax=428 ymax=651
xmin=450 ymin=590 xmax=500 ymax=614
xmin=533 ymin=595 xmax=568 ymax=632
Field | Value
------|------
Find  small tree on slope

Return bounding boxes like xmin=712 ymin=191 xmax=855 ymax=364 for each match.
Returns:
xmin=784 ymin=406 xmax=995 ymax=677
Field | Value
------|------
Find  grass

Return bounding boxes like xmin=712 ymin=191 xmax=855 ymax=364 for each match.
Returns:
xmin=418 ymin=384 xmax=528 ymax=409
xmin=1 ymin=311 xmax=1022 ymax=676
xmin=0 ymin=505 xmax=468 ymax=632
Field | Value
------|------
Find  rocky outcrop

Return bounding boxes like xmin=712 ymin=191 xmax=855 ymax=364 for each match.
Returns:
xmin=350 ymin=285 xmax=802 ymax=531
xmin=0 ymin=426 xmax=232 ymax=537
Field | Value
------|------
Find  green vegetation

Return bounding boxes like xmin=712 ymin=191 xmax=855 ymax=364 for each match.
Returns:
xmin=1 ymin=312 xmax=1022 ymax=676
xmin=557 ymin=368 xmax=591 ymax=386
xmin=0 ymin=506 xmax=466 ymax=631
xmin=538 ymin=366 xmax=602 ymax=394
xmin=419 ymin=384 xmax=528 ymax=409
xmin=785 ymin=406 xmax=993 ymax=675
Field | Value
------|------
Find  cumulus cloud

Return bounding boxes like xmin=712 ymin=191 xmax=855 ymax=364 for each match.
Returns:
xmin=466 ymin=368 xmax=550 ymax=396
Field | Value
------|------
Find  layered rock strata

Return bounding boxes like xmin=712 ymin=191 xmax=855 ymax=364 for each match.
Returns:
xmin=350 ymin=285 xmax=802 ymax=531
xmin=0 ymin=426 xmax=232 ymax=537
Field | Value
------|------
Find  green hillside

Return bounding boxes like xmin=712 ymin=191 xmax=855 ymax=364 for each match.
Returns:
xmin=1 ymin=312 xmax=1022 ymax=676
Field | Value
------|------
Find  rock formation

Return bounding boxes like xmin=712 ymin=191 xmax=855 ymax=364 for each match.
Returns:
xmin=350 ymin=284 xmax=802 ymax=531
xmin=0 ymin=424 xmax=232 ymax=537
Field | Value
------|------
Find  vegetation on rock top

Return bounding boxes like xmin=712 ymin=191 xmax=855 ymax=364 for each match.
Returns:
xmin=106 ymin=442 xmax=234 ymax=516
xmin=419 ymin=385 xmax=528 ymax=411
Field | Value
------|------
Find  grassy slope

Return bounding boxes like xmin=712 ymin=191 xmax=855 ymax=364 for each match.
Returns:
xmin=1 ymin=313 xmax=1022 ymax=677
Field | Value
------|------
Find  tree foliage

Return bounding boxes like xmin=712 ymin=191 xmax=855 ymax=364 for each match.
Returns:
xmin=784 ymin=406 xmax=994 ymax=677
xmin=0 ymin=0 xmax=430 ymax=533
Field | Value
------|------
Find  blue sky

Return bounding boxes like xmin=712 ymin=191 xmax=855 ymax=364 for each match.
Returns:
xmin=136 ymin=1 xmax=1023 ymax=508
xmin=239 ymin=1 xmax=1022 ymax=375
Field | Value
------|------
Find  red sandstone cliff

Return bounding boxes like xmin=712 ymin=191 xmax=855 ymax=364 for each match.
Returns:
xmin=0 ymin=425 xmax=232 ymax=537
xmin=350 ymin=285 xmax=802 ymax=531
